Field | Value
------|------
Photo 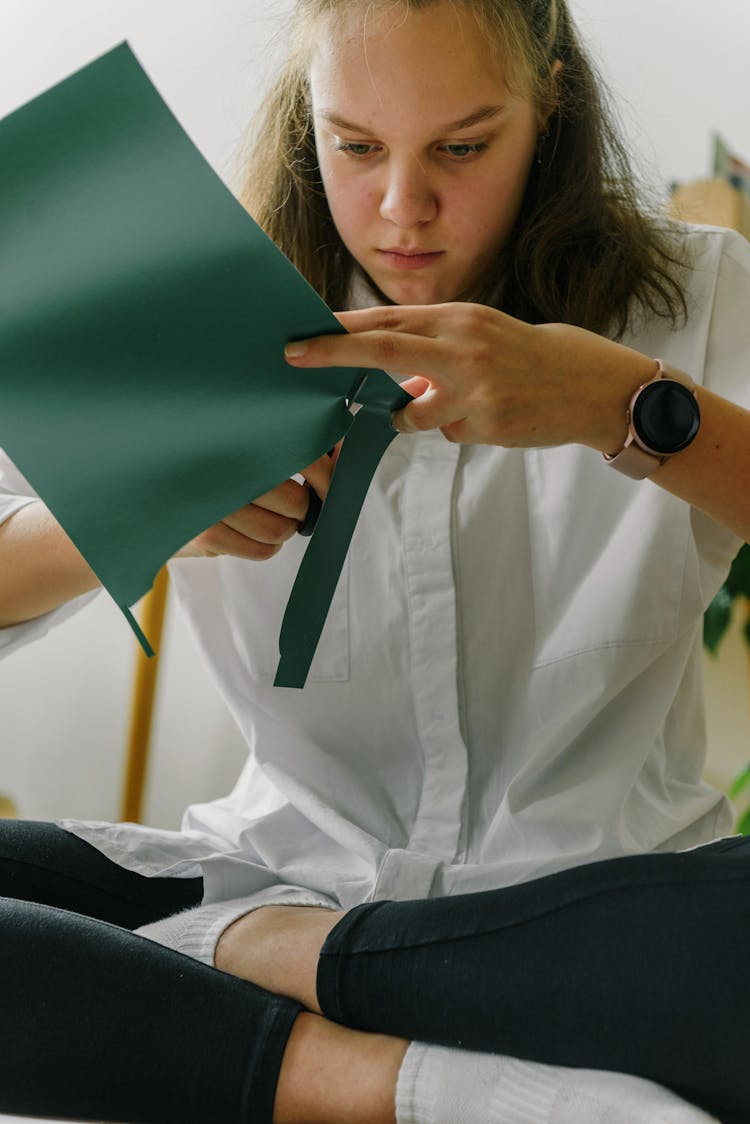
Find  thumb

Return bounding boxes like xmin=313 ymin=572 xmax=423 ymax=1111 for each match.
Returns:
xmin=301 ymin=450 xmax=336 ymax=499
xmin=391 ymin=376 xmax=433 ymax=434
xmin=399 ymin=375 xmax=431 ymax=399
xmin=392 ymin=383 xmax=447 ymax=434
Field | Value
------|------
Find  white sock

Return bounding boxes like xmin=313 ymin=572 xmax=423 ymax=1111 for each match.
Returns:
xmin=395 ymin=1043 xmax=719 ymax=1124
xmin=133 ymin=884 xmax=338 ymax=966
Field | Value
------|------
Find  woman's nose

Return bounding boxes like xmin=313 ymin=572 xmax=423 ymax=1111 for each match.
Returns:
xmin=379 ymin=159 xmax=438 ymax=227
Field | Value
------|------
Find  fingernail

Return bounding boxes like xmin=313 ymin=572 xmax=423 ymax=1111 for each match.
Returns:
xmin=390 ymin=411 xmax=402 ymax=433
xmin=285 ymin=342 xmax=308 ymax=359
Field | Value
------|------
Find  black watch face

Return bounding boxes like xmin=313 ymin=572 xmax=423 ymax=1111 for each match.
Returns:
xmin=632 ymin=381 xmax=701 ymax=455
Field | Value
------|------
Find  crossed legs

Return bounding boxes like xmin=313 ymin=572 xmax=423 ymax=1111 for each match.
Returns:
xmin=4 ymin=819 xmax=750 ymax=1122
xmin=217 ymin=837 xmax=750 ymax=1123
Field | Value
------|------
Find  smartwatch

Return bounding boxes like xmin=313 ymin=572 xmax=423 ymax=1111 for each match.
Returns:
xmin=603 ymin=359 xmax=700 ymax=480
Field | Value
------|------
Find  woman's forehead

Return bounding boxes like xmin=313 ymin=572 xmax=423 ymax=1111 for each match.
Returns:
xmin=308 ymin=1 xmax=523 ymax=117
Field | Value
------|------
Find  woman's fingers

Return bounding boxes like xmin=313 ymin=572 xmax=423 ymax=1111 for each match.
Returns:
xmin=183 ymin=451 xmax=337 ymax=560
xmin=300 ymin=450 xmax=338 ymax=499
xmin=222 ymin=501 xmax=300 ymax=545
xmin=332 ymin=305 xmax=443 ymax=335
xmin=251 ymin=477 xmax=312 ymax=520
xmin=289 ymin=320 xmax=470 ymax=436
xmin=286 ymin=328 xmax=437 ymax=374
xmin=286 ymin=308 xmax=442 ymax=376
xmin=189 ymin=519 xmax=285 ymax=561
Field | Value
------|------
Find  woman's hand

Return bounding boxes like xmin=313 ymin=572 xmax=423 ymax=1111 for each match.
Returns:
xmin=177 ymin=451 xmax=336 ymax=561
xmin=284 ymin=302 xmax=750 ymax=541
xmin=284 ymin=303 xmax=656 ymax=453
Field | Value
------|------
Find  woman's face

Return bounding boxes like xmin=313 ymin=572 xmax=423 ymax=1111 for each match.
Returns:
xmin=310 ymin=1 xmax=547 ymax=306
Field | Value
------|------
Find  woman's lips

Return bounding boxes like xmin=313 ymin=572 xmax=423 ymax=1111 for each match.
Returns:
xmin=378 ymin=249 xmax=445 ymax=270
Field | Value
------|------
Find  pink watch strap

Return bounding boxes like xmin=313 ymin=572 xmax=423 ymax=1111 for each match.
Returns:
xmin=604 ymin=439 xmax=663 ymax=480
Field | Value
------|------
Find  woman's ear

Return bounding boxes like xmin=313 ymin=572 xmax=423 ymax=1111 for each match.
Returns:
xmin=537 ymin=58 xmax=564 ymax=132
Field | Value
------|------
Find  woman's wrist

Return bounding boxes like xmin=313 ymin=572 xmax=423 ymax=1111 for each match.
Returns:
xmin=549 ymin=324 xmax=750 ymax=539
xmin=595 ymin=351 xmax=663 ymax=458
xmin=533 ymin=323 xmax=657 ymax=454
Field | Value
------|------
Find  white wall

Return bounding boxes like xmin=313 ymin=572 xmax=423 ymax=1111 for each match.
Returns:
xmin=0 ymin=0 xmax=748 ymax=830
xmin=569 ymin=0 xmax=750 ymax=189
xmin=0 ymin=0 xmax=294 ymax=177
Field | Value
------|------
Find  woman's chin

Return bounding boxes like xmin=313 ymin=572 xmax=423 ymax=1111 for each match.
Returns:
xmin=374 ymin=275 xmax=461 ymax=307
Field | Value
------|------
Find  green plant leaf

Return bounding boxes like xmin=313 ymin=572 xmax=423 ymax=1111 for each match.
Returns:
xmin=727 ymin=542 xmax=750 ymax=599
xmin=736 ymin=806 xmax=750 ymax=836
xmin=703 ymin=586 xmax=733 ymax=654
xmin=729 ymin=763 xmax=750 ymax=800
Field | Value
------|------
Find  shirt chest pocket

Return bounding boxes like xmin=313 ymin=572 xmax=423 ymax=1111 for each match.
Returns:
xmin=219 ymin=543 xmax=350 ymax=683
xmin=526 ymin=450 xmax=691 ymax=669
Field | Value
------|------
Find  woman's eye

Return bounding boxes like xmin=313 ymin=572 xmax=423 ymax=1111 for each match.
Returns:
xmin=336 ymin=142 xmax=376 ymax=157
xmin=442 ymin=142 xmax=487 ymax=159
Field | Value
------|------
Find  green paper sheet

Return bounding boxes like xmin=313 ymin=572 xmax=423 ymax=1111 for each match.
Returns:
xmin=0 ymin=42 xmax=410 ymax=687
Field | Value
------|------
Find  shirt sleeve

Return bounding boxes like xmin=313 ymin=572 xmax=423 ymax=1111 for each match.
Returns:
xmin=0 ymin=445 xmax=40 ymax=524
xmin=702 ymin=227 xmax=750 ymax=410
xmin=0 ymin=447 xmax=99 ymax=657
xmin=688 ymin=229 xmax=750 ymax=598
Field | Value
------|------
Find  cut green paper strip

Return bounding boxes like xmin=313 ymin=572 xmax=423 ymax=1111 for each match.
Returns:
xmin=0 ymin=42 xmax=410 ymax=687
xmin=275 ymin=373 xmax=412 ymax=687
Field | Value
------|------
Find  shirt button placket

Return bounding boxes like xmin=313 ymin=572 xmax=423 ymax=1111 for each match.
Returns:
xmin=403 ymin=433 xmax=468 ymax=861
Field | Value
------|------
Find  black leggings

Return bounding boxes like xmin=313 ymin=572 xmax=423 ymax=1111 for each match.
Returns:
xmin=318 ymin=834 xmax=750 ymax=1123
xmin=0 ymin=819 xmax=301 ymax=1124
xmin=2 ymin=820 xmax=749 ymax=1123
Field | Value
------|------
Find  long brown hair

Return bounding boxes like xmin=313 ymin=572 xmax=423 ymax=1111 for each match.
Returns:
xmin=231 ymin=0 xmax=689 ymax=339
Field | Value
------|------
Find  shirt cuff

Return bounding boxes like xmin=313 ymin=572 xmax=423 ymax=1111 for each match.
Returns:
xmin=0 ymin=587 xmax=99 ymax=657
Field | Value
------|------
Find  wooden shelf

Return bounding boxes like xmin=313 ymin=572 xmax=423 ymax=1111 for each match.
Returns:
xmin=669 ymin=178 xmax=750 ymax=239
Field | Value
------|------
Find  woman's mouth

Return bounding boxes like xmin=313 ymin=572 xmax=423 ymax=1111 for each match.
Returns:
xmin=378 ymin=249 xmax=445 ymax=270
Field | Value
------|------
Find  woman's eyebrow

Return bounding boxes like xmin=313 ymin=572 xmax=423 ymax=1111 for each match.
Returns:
xmin=318 ymin=104 xmax=507 ymax=136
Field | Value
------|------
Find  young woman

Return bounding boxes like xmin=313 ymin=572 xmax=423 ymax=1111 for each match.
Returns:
xmin=1 ymin=1 xmax=749 ymax=1122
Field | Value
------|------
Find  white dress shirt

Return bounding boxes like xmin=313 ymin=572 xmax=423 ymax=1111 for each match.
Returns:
xmin=1 ymin=223 xmax=749 ymax=914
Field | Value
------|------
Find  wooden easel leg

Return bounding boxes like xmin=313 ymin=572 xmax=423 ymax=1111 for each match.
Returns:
xmin=120 ymin=566 xmax=170 ymax=823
